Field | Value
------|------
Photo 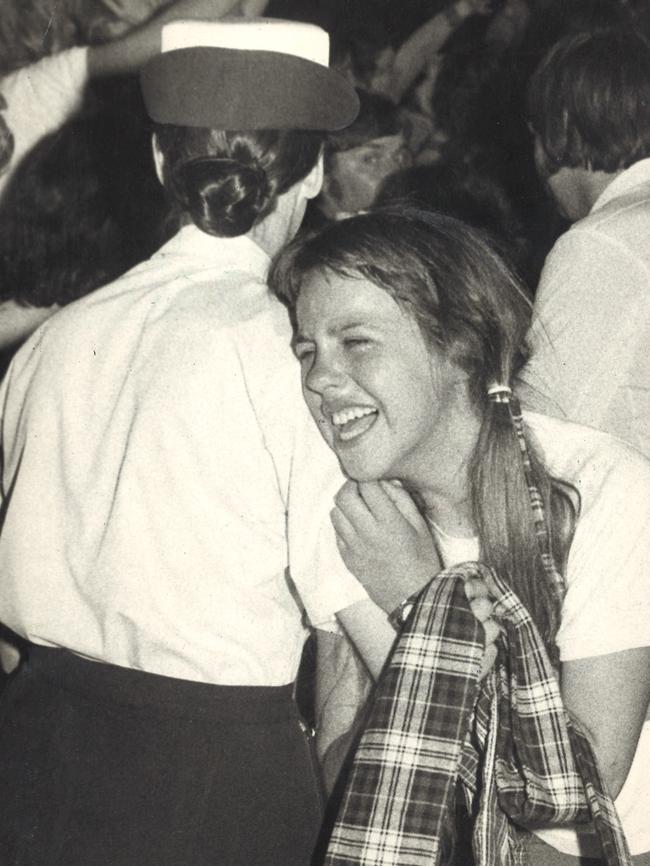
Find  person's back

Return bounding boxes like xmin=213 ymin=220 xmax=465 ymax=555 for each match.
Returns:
xmin=518 ymin=27 xmax=650 ymax=456
xmin=0 ymin=18 xmax=362 ymax=865
xmin=0 ymin=233 xmax=316 ymax=683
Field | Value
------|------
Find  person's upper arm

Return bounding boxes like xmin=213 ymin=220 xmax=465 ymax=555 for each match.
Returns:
xmin=557 ymin=447 xmax=650 ymax=795
xmin=0 ymin=48 xmax=88 ymax=199
xmin=520 ymin=226 xmax=650 ymax=427
xmin=87 ymin=0 xmax=269 ymax=78
xmin=286 ymin=406 xmax=369 ymax=629
xmin=561 ymin=647 xmax=650 ymax=798
xmin=315 ymin=626 xmax=373 ymax=792
xmin=557 ymin=448 xmax=650 ymax=661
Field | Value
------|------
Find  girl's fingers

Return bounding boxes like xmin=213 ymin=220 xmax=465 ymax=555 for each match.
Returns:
xmin=335 ymin=482 xmax=375 ymax=532
xmin=330 ymin=505 xmax=357 ymax=546
xmin=380 ymin=479 xmax=427 ymax=527
xmin=481 ymin=617 xmax=502 ymax=647
xmin=468 ymin=596 xmax=493 ymax=623
xmin=356 ymin=481 xmax=395 ymax=521
xmin=480 ymin=644 xmax=498 ymax=680
xmin=464 ymin=576 xmax=490 ymax=602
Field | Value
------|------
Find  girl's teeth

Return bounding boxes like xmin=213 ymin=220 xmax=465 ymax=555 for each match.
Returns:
xmin=332 ymin=406 xmax=376 ymax=426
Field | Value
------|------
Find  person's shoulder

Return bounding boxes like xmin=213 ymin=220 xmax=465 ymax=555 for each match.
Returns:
xmin=525 ymin=411 xmax=650 ymax=511
xmin=4 ymin=244 xmax=174 ymax=377
xmin=30 ymin=251 xmax=158 ymax=336
xmin=6 ymin=234 xmax=294 ymax=393
xmin=572 ymin=175 xmax=650 ymax=244
xmin=0 ymin=46 xmax=88 ymax=106
xmin=537 ymin=195 xmax=650 ymax=305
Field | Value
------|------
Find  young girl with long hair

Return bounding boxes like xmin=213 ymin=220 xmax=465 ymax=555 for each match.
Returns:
xmin=270 ymin=206 xmax=650 ymax=865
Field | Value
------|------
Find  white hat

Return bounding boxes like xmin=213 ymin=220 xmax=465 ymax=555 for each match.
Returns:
xmin=141 ymin=18 xmax=359 ymax=131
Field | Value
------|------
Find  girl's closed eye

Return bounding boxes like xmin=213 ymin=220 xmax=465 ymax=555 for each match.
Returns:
xmin=342 ymin=335 xmax=372 ymax=351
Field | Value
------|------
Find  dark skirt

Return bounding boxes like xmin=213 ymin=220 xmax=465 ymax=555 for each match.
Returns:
xmin=0 ymin=645 xmax=323 ymax=866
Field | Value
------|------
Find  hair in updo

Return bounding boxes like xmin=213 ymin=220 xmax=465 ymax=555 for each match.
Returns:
xmin=153 ymin=125 xmax=324 ymax=238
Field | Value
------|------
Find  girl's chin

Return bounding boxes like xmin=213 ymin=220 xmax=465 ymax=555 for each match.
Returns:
xmin=339 ymin=461 xmax=387 ymax=483
xmin=334 ymin=440 xmax=398 ymax=482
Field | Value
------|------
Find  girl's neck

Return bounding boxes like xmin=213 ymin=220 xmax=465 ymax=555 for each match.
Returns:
xmin=421 ymin=484 xmax=476 ymax=538
xmin=406 ymin=402 xmax=480 ymax=537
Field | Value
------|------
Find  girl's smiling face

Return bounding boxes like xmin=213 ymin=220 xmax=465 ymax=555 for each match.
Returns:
xmin=294 ymin=268 xmax=466 ymax=484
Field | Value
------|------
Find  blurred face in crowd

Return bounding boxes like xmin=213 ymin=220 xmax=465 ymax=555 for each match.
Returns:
xmin=367 ymin=46 xmax=396 ymax=99
xmin=326 ymin=134 xmax=412 ymax=216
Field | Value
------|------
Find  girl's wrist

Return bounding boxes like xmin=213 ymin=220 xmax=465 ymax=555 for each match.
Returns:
xmin=388 ymin=597 xmax=415 ymax=632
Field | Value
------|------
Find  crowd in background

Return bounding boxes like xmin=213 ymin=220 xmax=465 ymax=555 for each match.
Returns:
xmin=0 ymin=0 xmax=650 ymax=866
xmin=2 ymin=0 xmax=650 ymax=380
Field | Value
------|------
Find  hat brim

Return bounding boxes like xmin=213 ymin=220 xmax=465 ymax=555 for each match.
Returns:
xmin=141 ymin=47 xmax=359 ymax=131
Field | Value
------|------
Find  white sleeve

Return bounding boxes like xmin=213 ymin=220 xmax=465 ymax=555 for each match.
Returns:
xmin=0 ymin=47 xmax=88 ymax=201
xmin=230 ymin=300 xmax=369 ymax=630
xmin=287 ymin=408 xmax=368 ymax=631
xmin=557 ymin=450 xmax=650 ymax=661
xmin=519 ymin=226 xmax=650 ymax=455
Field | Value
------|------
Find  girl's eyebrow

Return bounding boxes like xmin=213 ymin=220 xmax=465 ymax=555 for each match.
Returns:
xmin=339 ymin=321 xmax=371 ymax=332
xmin=294 ymin=317 xmax=386 ymax=347
xmin=294 ymin=322 xmax=374 ymax=342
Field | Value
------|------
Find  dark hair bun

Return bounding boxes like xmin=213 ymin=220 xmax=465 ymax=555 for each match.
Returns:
xmin=172 ymin=156 xmax=272 ymax=237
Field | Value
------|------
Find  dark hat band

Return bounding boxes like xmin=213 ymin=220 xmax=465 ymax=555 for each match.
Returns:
xmin=141 ymin=47 xmax=359 ymax=131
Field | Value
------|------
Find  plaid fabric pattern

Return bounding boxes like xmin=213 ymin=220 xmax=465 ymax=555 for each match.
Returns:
xmin=325 ymin=572 xmax=484 ymax=866
xmin=324 ymin=563 xmax=631 ymax=866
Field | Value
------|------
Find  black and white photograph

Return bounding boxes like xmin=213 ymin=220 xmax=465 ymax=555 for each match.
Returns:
xmin=0 ymin=1 xmax=648 ymax=863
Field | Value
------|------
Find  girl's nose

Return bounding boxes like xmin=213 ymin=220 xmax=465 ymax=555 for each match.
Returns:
xmin=303 ymin=350 xmax=344 ymax=396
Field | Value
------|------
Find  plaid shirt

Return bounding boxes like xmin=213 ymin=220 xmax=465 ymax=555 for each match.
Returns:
xmin=323 ymin=562 xmax=631 ymax=866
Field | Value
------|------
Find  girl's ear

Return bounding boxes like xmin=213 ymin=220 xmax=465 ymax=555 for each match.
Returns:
xmin=301 ymin=152 xmax=324 ymax=201
xmin=151 ymin=134 xmax=165 ymax=186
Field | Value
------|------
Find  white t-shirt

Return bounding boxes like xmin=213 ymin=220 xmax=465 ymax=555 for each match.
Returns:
xmin=433 ymin=412 xmax=650 ymax=856
xmin=518 ymin=157 xmax=650 ymax=459
xmin=0 ymin=226 xmax=366 ymax=686
xmin=0 ymin=47 xmax=88 ymax=201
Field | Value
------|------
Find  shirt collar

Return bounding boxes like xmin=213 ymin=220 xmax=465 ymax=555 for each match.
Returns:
xmin=159 ymin=224 xmax=271 ymax=281
xmin=591 ymin=156 xmax=650 ymax=213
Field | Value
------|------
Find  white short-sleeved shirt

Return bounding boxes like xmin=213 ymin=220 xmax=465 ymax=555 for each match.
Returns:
xmin=432 ymin=412 xmax=650 ymax=855
xmin=518 ymin=158 xmax=650 ymax=459
xmin=0 ymin=225 xmax=366 ymax=686
xmin=0 ymin=47 xmax=88 ymax=201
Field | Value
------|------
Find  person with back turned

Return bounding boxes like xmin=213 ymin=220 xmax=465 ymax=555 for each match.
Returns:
xmin=518 ymin=27 xmax=650 ymax=458
xmin=0 ymin=18 xmax=364 ymax=865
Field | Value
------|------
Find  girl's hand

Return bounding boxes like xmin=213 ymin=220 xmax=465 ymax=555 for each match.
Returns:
xmin=331 ymin=479 xmax=441 ymax=613
xmin=464 ymin=575 xmax=501 ymax=678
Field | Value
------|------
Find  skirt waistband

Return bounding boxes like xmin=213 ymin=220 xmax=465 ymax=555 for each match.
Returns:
xmin=24 ymin=645 xmax=297 ymax=724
